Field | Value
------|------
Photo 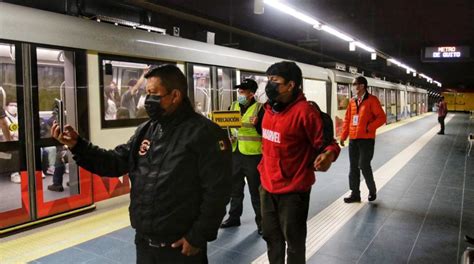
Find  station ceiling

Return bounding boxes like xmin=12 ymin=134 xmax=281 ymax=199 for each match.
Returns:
xmin=6 ymin=0 xmax=474 ymax=90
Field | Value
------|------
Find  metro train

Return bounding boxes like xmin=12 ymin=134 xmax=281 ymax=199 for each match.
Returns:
xmin=0 ymin=3 xmax=428 ymax=232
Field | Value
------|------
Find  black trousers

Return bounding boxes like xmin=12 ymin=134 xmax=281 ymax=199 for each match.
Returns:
xmin=135 ymin=234 xmax=208 ymax=264
xmin=348 ymin=139 xmax=376 ymax=196
xmin=438 ymin=116 xmax=446 ymax=133
xmin=260 ymin=187 xmax=310 ymax=264
xmin=227 ymin=152 xmax=262 ymax=227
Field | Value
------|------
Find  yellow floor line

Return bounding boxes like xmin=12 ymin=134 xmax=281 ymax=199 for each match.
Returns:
xmin=0 ymin=206 xmax=130 ymax=263
xmin=0 ymin=113 xmax=435 ymax=264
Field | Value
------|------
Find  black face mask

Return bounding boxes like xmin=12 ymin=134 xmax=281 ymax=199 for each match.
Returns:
xmin=144 ymin=94 xmax=166 ymax=121
xmin=265 ymin=81 xmax=281 ymax=103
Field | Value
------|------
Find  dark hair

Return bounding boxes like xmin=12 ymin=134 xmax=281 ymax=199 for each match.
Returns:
xmin=145 ymin=64 xmax=188 ymax=96
xmin=354 ymin=76 xmax=368 ymax=89
xmin=266 ymin=61 xmax=302 ymax=90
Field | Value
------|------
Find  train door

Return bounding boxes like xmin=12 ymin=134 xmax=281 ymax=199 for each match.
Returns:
xmin=0 ymin=41 xmax=30 ymax=229
xmin=32 ymin=45 xmax=92 ymax=219
xmin=411 ymin=92 xmax=417 ymax=117
xmin=187 ymin=63 xmax=236 ymax=115
xmin=0 ymin=42 xmax=92 ymax=231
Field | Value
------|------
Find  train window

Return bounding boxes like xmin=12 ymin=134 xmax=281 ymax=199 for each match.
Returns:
xmin=37 ymin=47 xmax=71 ymax=139
xmin=192 ymin=65 xmax=211 ymax=116
xmin=217 ymin=68 xmax=233 ymax=111
xmin=99 ymin=55 xmax=173 ymax=128
xmin=0 ymin=43 xmax=18 ymax=142
xmin=240 ymin=71 xmax=268 ymax=104
xmin=335 ymin=83 xmax=350 ymax=138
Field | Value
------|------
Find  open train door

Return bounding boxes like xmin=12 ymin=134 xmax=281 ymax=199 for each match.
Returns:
xmin=0 ymin=42 xmax=93 ymax=233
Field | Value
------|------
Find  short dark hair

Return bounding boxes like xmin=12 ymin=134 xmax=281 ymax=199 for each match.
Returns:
xmin=144 ymin=64 xmax=188 ymax=96
xmin=266 ymin=61 xmax=302 ymax=90
xmin=354 ymin=76 xmax=368 ymax=89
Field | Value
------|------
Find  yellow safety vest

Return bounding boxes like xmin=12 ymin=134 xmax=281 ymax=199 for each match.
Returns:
xmin=231 ymin=101 xmax=262 ymax=155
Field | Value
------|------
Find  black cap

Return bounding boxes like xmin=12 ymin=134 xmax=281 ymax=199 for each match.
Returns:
xmin=234 ymin=79 xmax=258 ymax=93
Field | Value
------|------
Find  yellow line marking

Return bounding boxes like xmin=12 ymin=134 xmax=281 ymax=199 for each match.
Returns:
xmin=253 ymin=113 xmax=445 ymax=263
xmin=0 ymin=206 xmax=130 ymax=263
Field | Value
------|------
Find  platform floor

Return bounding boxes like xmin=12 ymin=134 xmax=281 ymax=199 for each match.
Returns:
xmin=1 ymin=113 xmax=473 ymax=264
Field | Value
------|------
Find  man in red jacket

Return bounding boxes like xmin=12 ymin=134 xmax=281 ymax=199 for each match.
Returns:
xmin=339 ymin=76 xmax=386 ymax=203
xmin=258 ymin=61 xmax=340 ymax=264
xmin=437 ymin=96 xmax=448 ymax=135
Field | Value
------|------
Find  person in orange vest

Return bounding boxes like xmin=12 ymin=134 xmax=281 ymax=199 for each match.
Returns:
xmin=437 ymin=96 xmax=448 ymax=135
xmin=339 ymin=76 xmax=386 ymax=203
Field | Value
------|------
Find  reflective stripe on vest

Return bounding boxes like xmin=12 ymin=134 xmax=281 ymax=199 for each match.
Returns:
xmin=231 ymin=101 xmax=262 ymax=155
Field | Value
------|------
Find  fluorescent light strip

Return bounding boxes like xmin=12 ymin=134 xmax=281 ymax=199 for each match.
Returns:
xmin=319 ymin=25 xmax=354 ymax=42
xmin=354 ymin=41 xmax=375 ymax=52
xmin=264 ymin=0 xmax=320 ymax=26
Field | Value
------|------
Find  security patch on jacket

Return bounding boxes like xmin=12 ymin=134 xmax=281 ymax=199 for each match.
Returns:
xmin=218 ymin=139 xmax=228 ymax=151
xmin=138 ymin=139 xmax=151 ymax=156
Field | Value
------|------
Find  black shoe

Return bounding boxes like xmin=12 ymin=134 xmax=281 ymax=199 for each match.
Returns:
xmin=47 ymin=184 xmax=64 ymax=192
xmin=220 ymin=218 xmax=240 ymax=228
xmin=343 ymin=194 xmax=361 ymax=203
xmin=368 ymin=193 xmax=377 ymax=202
xmin=437 ymin=132 xmax=444 ymax=135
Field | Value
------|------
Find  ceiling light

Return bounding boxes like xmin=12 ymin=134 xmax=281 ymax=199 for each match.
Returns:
xmin=349 ymin=42 xmax=356 ymax=51
xmin=371 ymin=53 xmax=377 ymax=60
xmin=354 ymin=42 xmax=375 ymax=53
xmin=254 ymin=0 xmax=264 ymax=14
xmin=264 ymin=0 xmax=320 ymax=27
xmin=318 ymin=25 xmax=354 ymax=42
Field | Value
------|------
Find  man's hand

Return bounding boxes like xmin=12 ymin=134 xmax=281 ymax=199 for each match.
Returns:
xmin=51 ymin=122 xmax=79 ymax=149
xmin=171 ymin=237 xmax=201 ymax=256
xmin=339 ymin=139 xmax=345 ymax=147
xmin=314 ymin=151 xmax=336 ymax=172
xmin=249 ymin=116 xmax=258 ymax=126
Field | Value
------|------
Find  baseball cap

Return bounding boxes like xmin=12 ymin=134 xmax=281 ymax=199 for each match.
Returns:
xmin=234 ymin=79 xmax=258 ymax=93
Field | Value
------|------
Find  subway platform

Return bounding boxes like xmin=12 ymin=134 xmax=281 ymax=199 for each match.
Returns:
xmin=1 ymin=113 xmax=473 ymax=264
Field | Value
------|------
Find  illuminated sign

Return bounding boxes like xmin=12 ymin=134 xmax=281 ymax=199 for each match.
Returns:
xmin=424 ymin=46 xmax=470 ymax=60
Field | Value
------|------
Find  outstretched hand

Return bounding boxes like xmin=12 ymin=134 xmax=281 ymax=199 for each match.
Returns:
xmin=51 ymin=122 xmax=79 ymax=149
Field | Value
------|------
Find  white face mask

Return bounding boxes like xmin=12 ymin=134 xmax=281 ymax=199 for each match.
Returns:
xmin=6 ymin=105 xmax=17 ymax=116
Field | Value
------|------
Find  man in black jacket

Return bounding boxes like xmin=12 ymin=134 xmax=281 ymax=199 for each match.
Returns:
xmin=51 ymin=65 xmax=232 ymax=264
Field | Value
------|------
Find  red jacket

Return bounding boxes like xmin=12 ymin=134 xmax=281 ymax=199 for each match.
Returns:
xmin=438 ymin=101 xmax=447 ymax=117
xmin=258 ymin=93 xmax=341 ymax=194
xmin=340 ymin=93 xmax=386 ymax=141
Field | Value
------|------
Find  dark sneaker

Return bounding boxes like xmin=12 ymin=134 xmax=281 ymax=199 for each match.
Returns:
xmin=343 ymin=195 xmax=361 ymax=203
xmin=437 ymin=132 xmax=444 ymax=135
xmin=48 ymin=184 xmax=64 ymax=192
xmin=220 ymin=218 xmax=240 ymax=228
xmin=368 ymin=193 xmax=377 ymax=202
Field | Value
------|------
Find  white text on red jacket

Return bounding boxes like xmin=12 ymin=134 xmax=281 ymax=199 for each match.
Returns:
xmin=262 ymin=128 xmax=281 ymax=143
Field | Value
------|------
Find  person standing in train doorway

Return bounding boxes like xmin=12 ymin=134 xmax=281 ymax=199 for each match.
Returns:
xmin=51 ymin=65 xmax=232 ymax=264
xmin=220 ymin=79 xmax=264 ymax=235
xmin=258 ymin=61 xmax=340 ymax=264
xmin=437 ymin=96 xmax=448 ymax=135
xmin=339 ymin=76 xmax=386 ymax=203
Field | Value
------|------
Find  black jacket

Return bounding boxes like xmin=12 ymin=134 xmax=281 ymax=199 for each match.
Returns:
xmin=70 ymin=103 xmax=232 ymax=247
